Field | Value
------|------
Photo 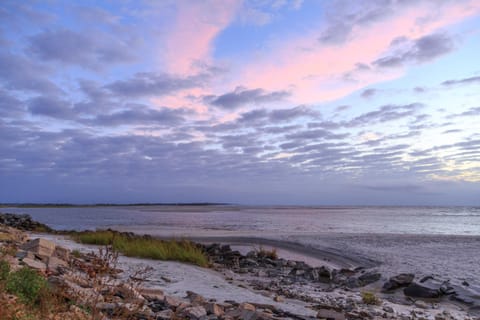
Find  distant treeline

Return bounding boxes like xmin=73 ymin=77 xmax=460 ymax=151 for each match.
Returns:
xmin=0 ymin=202 xmax=230 ymax=208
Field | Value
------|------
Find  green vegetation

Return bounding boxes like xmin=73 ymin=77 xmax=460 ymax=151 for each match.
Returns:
xmin=71 ymin=249 xmax=82 ymax=258
xmin=361 ymin=291 xmax=381 ymax=305
xmin=5 ymin=267 xmax=48 ymax=305
xmin=71 ymin=230 xmax=208 ymax=267
xmin=0 ymin=260 xmax=10 ymax=281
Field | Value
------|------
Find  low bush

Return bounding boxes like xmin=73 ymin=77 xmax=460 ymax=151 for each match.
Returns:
xmin=5 ymin=267 xmax=48 ymax=305
xmin=0 ymin=260 xmax=10 ymax=281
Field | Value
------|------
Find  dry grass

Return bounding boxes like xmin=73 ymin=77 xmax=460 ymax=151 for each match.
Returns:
xmin=361 ymin=291 xmax=381 ymax=305
xmin=255 ymin=245 xmax=278 ymax=260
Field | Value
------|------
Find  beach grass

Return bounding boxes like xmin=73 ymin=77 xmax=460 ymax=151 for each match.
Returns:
xmin=71 ymin=230 xmax=208 ymax=267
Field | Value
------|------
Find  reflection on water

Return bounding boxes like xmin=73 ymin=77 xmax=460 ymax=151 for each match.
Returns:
xmin=3 ymin=205 xmax=480 ymax=236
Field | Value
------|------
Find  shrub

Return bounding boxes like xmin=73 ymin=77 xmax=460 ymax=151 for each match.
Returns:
xmin=361 ymin=291 xmax=381 ymax=305
xmin=6 ymin=267 xmax=48 ymax=305
xmin=0 ymin=260 xmax=10 ymax=281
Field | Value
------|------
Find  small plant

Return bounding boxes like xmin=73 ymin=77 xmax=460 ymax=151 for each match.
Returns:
xmin=71 ymin=249 xmax=82 ymax=258
xmin=361 ymin=291 xmax=381 ymax=305
xmin=6 ymin=267 xmax=48 ymax=305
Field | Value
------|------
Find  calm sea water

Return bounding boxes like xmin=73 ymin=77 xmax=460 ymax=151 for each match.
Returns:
xmin=3 ymin=205 xmax=480 ymax=236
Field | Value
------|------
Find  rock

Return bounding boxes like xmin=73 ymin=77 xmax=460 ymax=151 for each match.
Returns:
xmin=21 ymin=238 xmax=56 ymax=257
xmin=47 ymin=256 xmax=68 ymax=272
xmin=345 ymin=277 xmax=361 ymax=288
xmin=205 ymin=302 xmax=224 ymax=317
xmin=22 ymin=257 xmax=47 ymax=272
xmin=289 ymin=268 xmax=305 ymax=277
xmin=404 ymin=283 xmax=440 ymax=298
xmin=305 ymin=266 xmax=331 ymax=283
xmin=414 ymin=300 xmax=429 ymax=309
xmin=140 ymin=288 xmax=165 ymax=301
xmin=439 ymin=282 xmax=455 ymax=295
xmin=273 ymin=295 xmax=284 ymax=302
xmin=382 ymin=273 xmax=415 ymax=292
xmin=420 ymin=275 xmax=434 ymax=283
xmin=182 ymin=306 xmax=207 ymax=319
xmin=156 ymin=309 xmax=174 ymax=320
xmin=226 ymin=302 xmax=257 ymax=319
xmin=449 ymin=286 xmax=476 ymax=305
xmin=15 ymin=250 xmax=28 ymax=259
xmin=316 ymin=309 xmax=346 ymax=320
xmin=382 ymin=305 xmax=394 ymax=313
xmin=358 ymin=272 xmax=381 ymax=286
xmin=0 ymin=213 xmax=52 ymax=232
xmin=0 ymin=225 xmax=28 ymax=243
xmin=240 ymin=302 xmax=256 ymax=311
xmin=164 ymin=295 xmax=187 ymax=308
xmin=186 ymin=290 xmax=206 ymax=306
xmin=53 ymin=246 xmax=70 ymax=260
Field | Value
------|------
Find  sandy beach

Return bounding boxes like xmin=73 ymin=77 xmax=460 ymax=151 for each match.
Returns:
xmin=31 ymin=229 xmax=480 ymax=320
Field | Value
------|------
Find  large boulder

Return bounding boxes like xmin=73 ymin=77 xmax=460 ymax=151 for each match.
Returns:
xmin=21 ymin=238 xmax=56 ymax=257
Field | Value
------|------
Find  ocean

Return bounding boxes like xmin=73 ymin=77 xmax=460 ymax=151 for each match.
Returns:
xmin=3 ymin=205 xmax=480 ymax=236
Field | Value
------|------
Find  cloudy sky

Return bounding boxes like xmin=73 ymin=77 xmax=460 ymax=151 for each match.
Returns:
xmin=1 ymin=0 xmax=479 ymax=205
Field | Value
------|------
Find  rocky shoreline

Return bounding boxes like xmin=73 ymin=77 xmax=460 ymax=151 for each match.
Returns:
xmin=1 ymin=212 xmax=479 ymax=320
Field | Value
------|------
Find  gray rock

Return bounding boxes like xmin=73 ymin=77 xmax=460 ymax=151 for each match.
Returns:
xmin=22 ymin=257 xmax=47 ymax=272
xmin=186 ymin=291 xmax=206 ymax=306
xmin=140 ymin=288 xmax=165 ymax=302
xmin=414 ymin=300 xmax=429 ymax=309
xmin=205 ymin=303 xmax=224 ymax=317
xmin=164 ymin=295 xmax=187 ymax=308
xmin=404 ymin=283 xmax=440 ymax=298
xmin=382 ymin=273 xmax=415 ymax=292
xmin=358 ymin=272 xmax=381 ymax=286
xmin=382 ymin=305 xmax=394 ymax=313
xmin=156 ymin=309 xmax=174 ymax=320
xmin=316 ymin=308 xmax=346 ymax=320
xmin=183 ymin=306 xmax=207 ymax=319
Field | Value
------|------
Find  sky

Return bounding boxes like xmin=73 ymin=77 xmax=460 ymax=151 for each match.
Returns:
xmin=0 ymin=0 xmax=479 ymax=205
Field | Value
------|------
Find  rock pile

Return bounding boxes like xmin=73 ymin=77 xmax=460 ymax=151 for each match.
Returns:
xmin=0 ymin=212 xmax=52 ymax=232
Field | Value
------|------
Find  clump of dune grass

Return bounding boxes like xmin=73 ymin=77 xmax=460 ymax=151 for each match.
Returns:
xmin=71 ymin=230 xmax=208 ymax=267
xmin=254 ymin=245 xmax=278 ymax=260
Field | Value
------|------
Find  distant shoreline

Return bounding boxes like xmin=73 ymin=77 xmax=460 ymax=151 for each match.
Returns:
xmin=2 ymin=203 xmax=478 ymax=209
xmin=0 ymin=202 xmax=231 ymax=208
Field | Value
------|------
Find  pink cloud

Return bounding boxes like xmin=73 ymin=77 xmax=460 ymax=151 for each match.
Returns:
xmin=233 ymin=1 xmax=480 ymax=105
xmin=162 ymin=0 xmax=240 ymax=76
